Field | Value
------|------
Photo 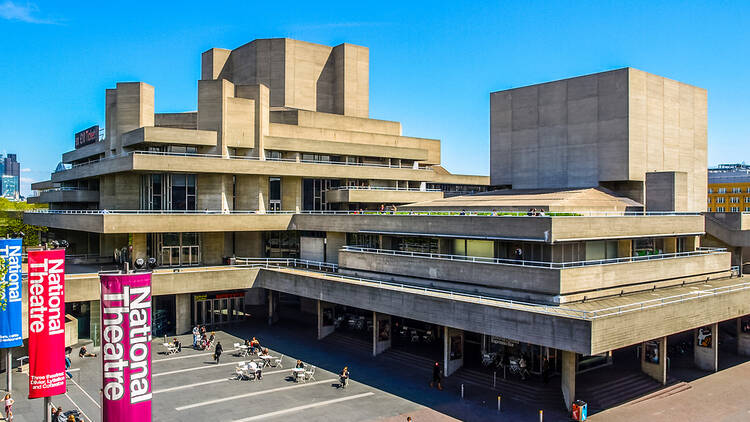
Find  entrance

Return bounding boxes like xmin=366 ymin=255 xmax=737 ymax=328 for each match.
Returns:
xmin=193 ymin=293 xmax=246 ymax=328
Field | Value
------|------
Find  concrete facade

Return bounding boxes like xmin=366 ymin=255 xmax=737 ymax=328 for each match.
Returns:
xmin=490 ymin=68 xmax=708 ymax=211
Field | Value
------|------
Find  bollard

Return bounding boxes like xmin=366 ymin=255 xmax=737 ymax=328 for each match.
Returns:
xmin=497 ymin=395 xmax=502 ymax=412
xmin=539 ymin=409 xmax=543 ymax=422
xmin=461 ymin=383 xmax=464 ymax=399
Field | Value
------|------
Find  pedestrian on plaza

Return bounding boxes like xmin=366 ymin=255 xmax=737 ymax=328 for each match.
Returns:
xmin=173 ymin=338 xmax=182 ymax=353
xmin=4 ymin=393 xmax=14 ymax=421
xmin=54 ymin=406 xmax=64 ymax=422
xmin=295 ymin=360 xmax=304 ymax=369
xmin=67 ymin=415 xmax=76 ymax=422
xmin=214 ymin=341 xmax=223 ymax=364
xmin=407 ymin=418 xmax=412 ymax=422
xmin=542 ymin=357 xmax=550 ymax=384
xmin=65 ymin=353 xmax=73 ymax=379
xmin=192 ymin=325 xmax=200 ymax=347
xmin=79 ymin=345 xmax=97 ymax=358
xmin=200 ymin=325 xmax=206 ymax=336
xmin=430 ymin=362 xmax=443 ymax=390
xmin=209 ymin=332 xmax=216 ymax=345
xmin=519 ymin=356 xmax=528 ymax=380
xmin=339 ymin=366 xmax=350 ymax=389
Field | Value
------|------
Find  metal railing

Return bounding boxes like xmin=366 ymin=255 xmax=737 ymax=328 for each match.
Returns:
xmin=326 ymin=186 xmax=442 ymax=192
xmin=24 ymin=208 xmax=702 ymax=217
xmin=340 ymin=246 xmax=728 ymax=269
xmin=234 ymin=257 xmax=338 ymax=272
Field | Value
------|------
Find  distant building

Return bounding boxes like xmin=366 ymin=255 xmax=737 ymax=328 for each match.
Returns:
xmin=707 ymin=163 xmax=750 ymax=212
xmin=0 ymin=153 xmax=20 ymax=200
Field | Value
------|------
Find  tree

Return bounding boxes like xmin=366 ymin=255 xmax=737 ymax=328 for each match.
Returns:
xmin=0 ymin=198 xmax=48 ymax=247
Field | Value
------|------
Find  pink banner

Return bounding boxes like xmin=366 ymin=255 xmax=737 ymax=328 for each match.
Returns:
xmin=27 ymin=249 xmax=66 ymax=399
xmin=101 ymin=273 xmax=153 ymax=422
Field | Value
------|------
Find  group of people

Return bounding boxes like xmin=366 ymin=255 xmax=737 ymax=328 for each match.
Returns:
xmin=192 ymin=325 xmax=216 ymax=350
xmin=50 ymin=405 xmax=85 ymax=422
xmin=526 ymin=208 xmax=546 ymax=216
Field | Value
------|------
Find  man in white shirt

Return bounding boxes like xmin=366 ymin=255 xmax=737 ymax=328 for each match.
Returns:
xmin=248 ymin=361 xmax=262 ymax=380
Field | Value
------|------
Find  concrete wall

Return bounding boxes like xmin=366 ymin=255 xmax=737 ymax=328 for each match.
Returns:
xmin=154 ymin=112 xmax=198 ymax=129
xmin=443 ymin=326 xmax=464 ymax=377
xmin=325 ymin=232 xmax=347 ymax=264
xmin=693 ymin=323 xmax=718 ymax=371
xmin=373 ymin=312 xmax=391 ymax=356
xmin=646 ymin=171 xmax=689 ymax=211
xmin=641 ymin=336 xmax=667 ymax=384
xmin=490 ymin=68 xmax=708 ymax=211
xmin=175 ymin=293 xmax=191 ymax=334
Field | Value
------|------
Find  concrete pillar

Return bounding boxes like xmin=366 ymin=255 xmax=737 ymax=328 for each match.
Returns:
xmin=317 ymin=300 xmax=335 ymax=340
xmin=235 ymin=175 xmax=268 ymax=212
xmin=641 ymin=337 xmax=668 ymax=384
xmin=737 ymin=317 xmax=750 ymax=356
xmin=561 ymin=350 xmax=577 ymax=412
xmin=685 ymin=235 xmax=699 ymax=251
xmin=663 ymin=237 xmax=677 ymax=254
xmin=443 ymin=326 xmax=464 ymax=377
xmin=90 ymin=300 xmax=101 ymax=347
xmin=282 ymin=176 xmax=302 ymax=212
xmin=325 ymin=232 xmax=347 ymax=264
xmin=617 ymin=239 xmax=632 ymax=258
xmin=175 ymin=293 xmax=191 ymax=335
xmin=267 ymin=290 xmax=279 ymax=325
xmin=694 ymin=323 xmax=719 ymax=371
xmin=131 ymin=233 xmax=147 ymax=266
xmin=372 ymin=312 xmax=391 ymax=356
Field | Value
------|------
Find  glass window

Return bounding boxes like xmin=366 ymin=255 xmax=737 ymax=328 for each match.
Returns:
xmin=733 ymin=187 xmax=741 ymax=193
xmin=717 ymin=207 xmax=725 ymax=212
xmin=730 ymin=197 xmax=739 ymax=203
xmin=269 ymin=177 xmax=281 ymax=201
xmin=731 ymin=207 xmax=740 ymax=212
xmin=718 ymin=188 xmax=726 ymax=193
xmin=717 ymin=197 xmax=725 ymax=203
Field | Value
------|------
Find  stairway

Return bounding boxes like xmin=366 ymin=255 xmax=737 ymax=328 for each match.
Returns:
xmin=321 ymin=331 xmax=372 ymax=356
xmin=577 ymin=372 xmax=663 ymax=411
xmin=453 ymin=367 xmax=563 ymax=406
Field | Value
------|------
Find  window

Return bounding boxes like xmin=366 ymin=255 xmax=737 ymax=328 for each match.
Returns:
xmin=746 ymin=207 xmax=750 ymax=212
xmin=731 ymin=197 xmax=740 ymax=203
xmin=747 ymin=187 xmax=750 ymax=193
xmin=731 ymin=207 xmax=740 ymax=212
xmin=707 ymin=198 xmax=712 ymax=203
xmin=707 ymin=207 xmax=712 ymax=212
xmin=733 ymin=187 xmax=741 ymax=193
xmin=170 ymin=174 xmax=196 ymax=210
xmin=716 ymin=197 xmax=725 ymax=203
xmin=745 ymin=197 xmax=750 ymax=203
xmin=269 ymin=177 xmax=281 ymax=211
xmin=708 ymin=188 xmax=713 ymax=193
xmin=717 ymin=207 xmax=725 ymax=212
xmin=718 ymin=188 xmax=726 ymax=193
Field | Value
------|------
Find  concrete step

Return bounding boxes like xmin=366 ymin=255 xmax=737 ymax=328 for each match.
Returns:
xmin=579 ymin=373 xmax=661 ymax=410
xmin=453 ymin=367 xmax=562 ymax=405
xmin=625 ymin=381 xmax=691 ymax=406
xmin=380 ymin=348 xmax=437 ymax=371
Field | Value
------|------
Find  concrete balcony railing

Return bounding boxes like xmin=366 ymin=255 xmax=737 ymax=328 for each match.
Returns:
xmin=338 ymin=246 xmax=733 ymax=302
xmin=27 ymin=188 xmax=99 ymax=204
xmin=325 ymin=186 xmax=444 ymax=204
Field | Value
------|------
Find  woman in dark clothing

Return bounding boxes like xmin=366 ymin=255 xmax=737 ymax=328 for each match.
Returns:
xmin=214 ymin=342 xmax=223 ymax=364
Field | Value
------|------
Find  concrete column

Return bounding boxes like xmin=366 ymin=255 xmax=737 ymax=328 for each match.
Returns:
xmin=131 ymin=233 xmax=147 ymax=265
xmin=443 ymin=326 xmax=464 ymax=377
xmin=267 ymin=290 xmax=278 ymax=325
xmin=372 ymin=312 xmax=391 ymax=356
xmin=175 ymin=293 xmax=191 ymax=335
xmin=561 ymin=350 xmax=577 ymax=412
xmin=617 ymin=239 xmax=632 ymax=258
xmin=325 ymin=232 xmax=347 ymax=264
xmin=663 ymin=237 xmax=677 ymax=254
xmin=694 ymin=323 xmax=719 ymax=371
xmin=317 ymin=300 xmax=335 ymax=340
xmin=90 ymin=300 xmax=101 ymax=346
xmin=641 ymin=337 xmax=668 ymax=384
xmin=737 ymin=318 xmax=750 ymax=356
xmin=281 ymin=176 xmax=302 ymax=212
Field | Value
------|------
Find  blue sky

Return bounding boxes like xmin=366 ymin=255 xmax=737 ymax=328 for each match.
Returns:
xmin=1 ymin=1 xmax=749 ymax=195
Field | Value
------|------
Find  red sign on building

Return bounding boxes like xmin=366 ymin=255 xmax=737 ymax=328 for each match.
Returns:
xmin=74 ymin=125 xmax=99 ymax=149
xmin=27 ymin=249 xmax=66 ymax=399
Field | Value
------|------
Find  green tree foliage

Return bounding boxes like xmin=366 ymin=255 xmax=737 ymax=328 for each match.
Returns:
xmin=0 ymin=198 xmax=48 ymax=247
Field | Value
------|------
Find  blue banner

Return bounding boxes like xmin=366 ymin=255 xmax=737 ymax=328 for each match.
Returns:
xmin=0 ymin=238 xmax=23 ymax=348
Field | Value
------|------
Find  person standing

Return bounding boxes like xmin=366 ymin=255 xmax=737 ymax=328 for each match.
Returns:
xmin=192 ymin=325 xmax=200 ymax=347
xmin=339 ymin=366 xmax=350 ymax=388
xmin=430 ymin=362 xmax=443 ymax=390
xmin=542 ymin=356 xmax=550 ymax=384
xmin=214 ymin=341 xmax=223 ymax=364
xmin=4 ymin=393 xmax=14 ymax=421
xmin=65 ymin=353 xmax=73 ymax=379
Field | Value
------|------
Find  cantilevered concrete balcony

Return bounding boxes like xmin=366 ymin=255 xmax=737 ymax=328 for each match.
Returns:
xmin=121 ymin=126 xmax=218 ymax=148
xmin=338 ymin=246 xmax=733 ymax=303
xmin=325 ymin=186 xmax=444 ymax=204
xmin=27 ymin=188 xmax=99 ymax=204
xmin=25 ymin=209 xmax=706 ymax=239
xmin=61 ymin=140 xmax=106 ymax=164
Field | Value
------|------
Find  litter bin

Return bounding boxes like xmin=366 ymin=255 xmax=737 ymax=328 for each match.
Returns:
xmin=572 ymin=400 xmax=587 ymax=421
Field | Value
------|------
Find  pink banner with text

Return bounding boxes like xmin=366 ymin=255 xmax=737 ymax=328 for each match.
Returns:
xmin=27 ymin=249 xmax=66 ymax=399
xmin=101 ymin=272 xmax=153 ymax=422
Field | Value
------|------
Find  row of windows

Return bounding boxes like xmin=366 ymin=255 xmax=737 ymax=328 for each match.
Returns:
xmin=708 ymin=187 xmax=750 ymax=193
xmin=707 ymin=207 xmax=750 ymax=212
xmin=707 ymin=197 xmax=750 ymax=203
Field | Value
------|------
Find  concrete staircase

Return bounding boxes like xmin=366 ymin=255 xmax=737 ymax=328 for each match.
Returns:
xmin=453 ymin=367 xmax=563 ymax=406
xmin=577 ymin=372 xmax=663 ymax=411
xmin=624 ymin=381 xmax=691 ymax=406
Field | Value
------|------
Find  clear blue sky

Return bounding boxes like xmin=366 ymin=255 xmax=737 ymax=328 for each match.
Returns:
xmin=2 ymin=1 xmax=749 ymax=195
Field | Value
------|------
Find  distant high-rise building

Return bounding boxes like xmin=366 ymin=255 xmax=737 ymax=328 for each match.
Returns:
xmin=1 ymin=153 xmax=20 ymax=200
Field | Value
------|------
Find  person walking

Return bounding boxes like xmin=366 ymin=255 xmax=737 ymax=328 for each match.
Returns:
xmin=214 ymin=341 xmax=223 ymax=364
xmin=542 ymin=356 xmax=550 ymax=384
xmin=4 ymin=393 xmax=14 ymax=421
xmin=192 ymin=325 xmax=200 ymax=348
xmin=65 ymin=353 xmax=73 ymax=379
xmin=430 ymin=362 xmax=443 ymax=390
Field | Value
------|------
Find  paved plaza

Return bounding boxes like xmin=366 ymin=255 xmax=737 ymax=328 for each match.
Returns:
xmin=1 ymin=320 xmax=529 ymax=422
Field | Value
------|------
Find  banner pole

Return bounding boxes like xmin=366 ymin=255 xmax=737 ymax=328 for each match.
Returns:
xmin=6 ymin=348 xmax=11 ymax=392
xmin=44 ymin=396 xmax=52 ymax=422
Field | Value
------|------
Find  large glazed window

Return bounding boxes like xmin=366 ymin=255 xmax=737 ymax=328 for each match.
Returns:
xmin=141 ymin=173 xmax=196 ymax=210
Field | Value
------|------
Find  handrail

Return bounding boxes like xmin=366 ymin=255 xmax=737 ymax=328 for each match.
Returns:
xmin=24 ymin=209 xmax=703 ymax=217
xmin=234 ymin=257 xmax=338 ymax=271
xmin=327 ymin=186 xmax=442 ymax=192
xmin=340 ymin=246 xmax=729 ymax=269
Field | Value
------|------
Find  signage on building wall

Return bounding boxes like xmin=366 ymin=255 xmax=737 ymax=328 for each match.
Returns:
xmin=0 ymin=238 xmax=23 ymax=348
xmin=74 ymin=125 xmax=99 ymax=149
xmin=27 ymin=249 xmax=66 ymax=399
xmin=101 ymin=272 xmax=153 ymax=421
xmin=491 ymin=336 xmax=519 ymax=347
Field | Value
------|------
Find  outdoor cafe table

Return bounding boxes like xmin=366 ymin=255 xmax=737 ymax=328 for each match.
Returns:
xmin=258 ymin=355 xmax=275 ymax=367
xmin=238 ymin=345 xmax=250 ymax=356
xmin=291 ymin=367 xmax=305 ymax=381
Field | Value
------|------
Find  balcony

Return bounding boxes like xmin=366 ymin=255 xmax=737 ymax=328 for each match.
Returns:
xmin=325 ymin=186 xmax=443 ymax=204
xmin=27 ymin=188 xmax=99 ymax=204
xmin=337 ymin=246 xmax=733 ymax=302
